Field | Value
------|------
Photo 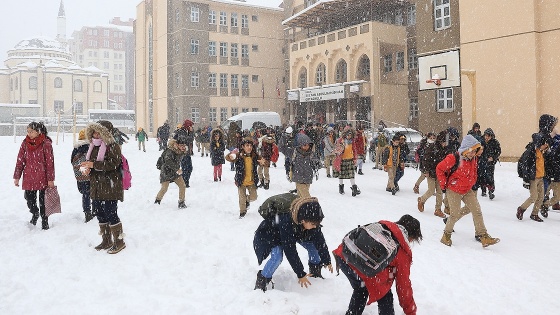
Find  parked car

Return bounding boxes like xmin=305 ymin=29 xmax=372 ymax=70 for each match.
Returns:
xmin=368 ymin=127 xmax=423 ymax=168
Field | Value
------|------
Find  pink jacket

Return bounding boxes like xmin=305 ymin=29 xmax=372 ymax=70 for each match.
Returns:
xmin=13 ymin=138 xmax=55 ymax=190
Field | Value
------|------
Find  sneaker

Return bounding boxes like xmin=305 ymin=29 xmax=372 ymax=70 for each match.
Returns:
xmin=516 ymin=207 xmax=526 ymax=220
xmin=530 ymin=214 xmax=543 ymax=222
xmin=391 ymin=188 xmax=397 ymax=196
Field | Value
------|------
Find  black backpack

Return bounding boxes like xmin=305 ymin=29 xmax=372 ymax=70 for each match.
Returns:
xmin=258 ymin=192 xmax=298 ymax=220
xmin=341 ymin=223 xmax=399 ymax=277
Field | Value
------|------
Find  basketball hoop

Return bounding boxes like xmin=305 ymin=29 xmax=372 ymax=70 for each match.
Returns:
xmin=426 ymin=74 xmax=442 ymax=86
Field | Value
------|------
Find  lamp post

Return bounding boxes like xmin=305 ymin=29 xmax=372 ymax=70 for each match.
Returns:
xmin=461 ymin=69 xmax=476 ymax=127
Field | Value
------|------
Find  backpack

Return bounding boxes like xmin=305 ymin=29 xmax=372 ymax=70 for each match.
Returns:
xmin=517 ymin=144 xmax=533 ymax=182
xmin=258 ymin=192 xmax=298 ymax=220
xmin=121 ymin=154 xmax=132 ymax=190
xmin=341 ymin=223 xmax=399 ymax=277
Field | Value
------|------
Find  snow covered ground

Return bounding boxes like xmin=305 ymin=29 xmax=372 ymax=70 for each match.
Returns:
xmin=1 ymin=134 xmax=559 ymax=315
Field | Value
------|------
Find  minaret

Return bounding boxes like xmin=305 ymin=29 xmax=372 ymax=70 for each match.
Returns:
xmin=56 ymin=0 xmax=66 ymax=45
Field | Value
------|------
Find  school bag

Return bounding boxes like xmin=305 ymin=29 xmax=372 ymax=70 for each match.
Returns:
xmin=258 ymin=192 xmax=298 ymax=220
xmin=341 ymin=223 xmax=399 ymax=277
xmin=121 ymin=154 xmax=132 ymax=190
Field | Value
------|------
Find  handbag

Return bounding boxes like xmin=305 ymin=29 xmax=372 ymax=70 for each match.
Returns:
xmin=45 ymin=186 xmax=62 ymax=217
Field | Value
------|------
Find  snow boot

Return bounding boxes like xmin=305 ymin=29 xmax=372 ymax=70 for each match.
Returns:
xmin=95 ymin=223 xmax=113 ymax=251
xmin=107 ymin=222 xmax=126 ymax=254
xmin=440 ymin=231 xmax=452 ymax=246
xmin=178 ymin=200 xmax=187 ymax=209
xmin=481 ymin=187 xmax=487 ymax=197
xmin=488 ymin=190 xmax=495 ymax=200
xmin=41 ymin=217 xmax=49 ymax=230
xmin=263 ymin=181 xmax=270 ymax=190
xmin=516 ymin=207 xmax=526 ymax=220
xmin=413 ymin=185 xmax=420 ymax=194
xmin=351 ymin=185 xmax=361 ymax=197
xmin=30 ymin=212 xmax=39 ymax=225
xmin=339 ymin=184 xmax=345 ymax=195
xmin=417 ymin=197 xmax=425 ymax=212
xmin=309 ymin=263 xmax=324 ymax=279
xmin=479 ymin=233 xmax=500 ymax=247
xmin=254 ymin=270 xmax=272 ymax=292
xmin=530 ymin=214 xmax=543 ymax=222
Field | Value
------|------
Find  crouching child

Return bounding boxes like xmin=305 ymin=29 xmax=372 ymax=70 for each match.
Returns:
xmin=253 ymin=194 xmax=333 ymax=292
xmin=333 ymin=215 xmax=422 ymax=315
xmin=154 ymin=137 xmax=188 ymax=209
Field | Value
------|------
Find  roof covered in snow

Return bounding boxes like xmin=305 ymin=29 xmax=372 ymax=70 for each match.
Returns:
xmin=213 ymin=0 xmax=283 ymax=10
xmin=13 ymin=36 xmax=67 ymax=53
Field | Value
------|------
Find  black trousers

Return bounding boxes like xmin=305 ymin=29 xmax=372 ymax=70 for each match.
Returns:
xmin=24 ymin=190 xmax=46 ymax=218
xmin=93 ymin=200 xmax=120 ymax=225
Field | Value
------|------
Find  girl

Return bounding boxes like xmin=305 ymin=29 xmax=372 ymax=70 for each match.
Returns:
xmin=334 ymin=128 xmax=361 ymax=196
xmin=210 ymin=129 xmax=226 ymax=181
xmin=14 ymin=122 xmax=55 ymax=230
xmin=71 ymin=129 xmax=94 ymax=222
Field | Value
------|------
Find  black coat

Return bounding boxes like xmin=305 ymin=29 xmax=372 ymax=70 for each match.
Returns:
xmin=421 ymin=142 xmax=447 ymax=178
xmin=159 ymin=140 xmax=186 ymax=183
xmin=229 ymin=151 xmax=260 ymax=187
xmin=210 ymin=135 xmax=226 ymax=166
xmin=545 ymin=137 xmax=560 ymax=182
xmin=518 ymin=143 xmax=538 ymax=182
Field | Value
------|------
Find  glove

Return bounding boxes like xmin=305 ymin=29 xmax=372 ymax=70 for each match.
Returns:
xmin=523 ymin=182 xmax=530 ymax=189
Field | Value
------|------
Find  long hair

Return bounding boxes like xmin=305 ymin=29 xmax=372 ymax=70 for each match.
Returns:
xmin=396 ymin=214 xmax=423 ymax=243
xmin=28 ymin=121 xmax=48 ymax=136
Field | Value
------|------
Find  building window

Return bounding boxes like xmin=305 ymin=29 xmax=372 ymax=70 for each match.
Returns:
xmin=231 ymin=13 xmax=238 ymax=27
xmin=191 ymin=107 xmax=200 ymax=123
xmin=231 ymin=43 xmax=238 ymax=58
xmin=252 ymin=44 xmax=259 ymax=52
xmin=74 ymin=102 xmax=84 ymax=115
xmin=241 ymin=44 xmax=249 ymax=58
xmin=409 ymin=98 xmax=418 ymax=119
xmin=252 ymin=75 xmax=259 ymax=83
xmin=434 ymin=0 xmax=451 ymax=31
xmin=54 ymin=100 xmax=64 ymax=113
xmin=74 ymin=79 xmax=83 ymax=92
xmin=407 ymin=5 xmax=416 ymax=25
xmin=437 ymin=88 xmax=453 ymax=112
xmin=231 ymin=74 xmax=238 ymax=89
xmin=315 ymin=63 xmax=326 ymax=85
xmin=242 ymin=108 xmax=249 ymax=113
xmin=395 ymin=10 xmax=404 ymax=26
xmin=241 ymin=75 xmax=249 ymax=89
xmin=220 ymin=73 xmax=228 ymax=88
xmin=408 ymin=49 xmax=418 ymax=70
xmin=209 ymin=10 xmax=216 ymax=24
xmin=104 ymin=40 xmax=109 ymax=48
xmin=191 ymin=72 xmax=199 ymax=88
xmin=54 ymin=77 xmax=63 ymax=88
xmin=241 ymin=14 xmax=249 ymax=28
xmin=208 ymin=73 xmax=217 ymax=87
xmin=220 ymin=108 xmax=228 ymax=122
xmin=232 ymin=108 xmax=239 ymax=116
xmin=191 ymin=7 xmax=200 ymax=22
xmin=93 ymin=80 xmax=102 ymax=92
xmin=383 ymin=54 xmax=392 ymax=73
xmin=104 ymin=51 xmax=110 ymax=58
xmin=396 ymin=52 xmax=405 ymax=71
xmin=209 ymin=107 xmax=217 ymax=122
xmin=299 ymin=68 xmax=307 ymax=88
xmin=219 ymin=42 xmax=227 ymax=57
xmin=219 ymin=12 xmax=227 ymax=26
xmin=251 ymin=15 xmax=258 ymax=22
xmin=191 ymin=39 xmax=199 ymax=54
xmin=252 ymin=108 xmax=259 ymax=112
xmin=104 ymin=62 xmax=110 ymax=69
xmin=209 ymin=41 xmax=216 ymax=56
xmin=335 ymin=60 xmax=347 ymax=83
xmin=29 ymin=76 xmax=37 ymax=89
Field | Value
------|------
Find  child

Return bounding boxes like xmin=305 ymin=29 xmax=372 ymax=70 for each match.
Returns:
xmin=334 ymin=128 xmax=361 ymax=196
xmin=291 ymin=133 xmax=319 ymax=198
xmin=323 ymin=126 xmax=336 ymax=177
xmin=13 ymin=121 xmax=55 ymax=230
xmin=381 ymin=135 xmax=405 ymax=195
xmin=354 ymin=126 xmax=367 ymax=175
xmin=226 ymin=137 xmax=266 ymax=218
xmin=210 ymin=129 xmax=226 ymax=181
xmin=71 ymin=129 xmax=94 ymax=222
xmin=135 ymin=127 xmax=148 ymax=152
xmin=476 ymin=128 xmax=501 ymax=199
xmin=417 ymin=131 xmax=447 ymax=218
xmin=253 ymin=196 xmax=332 ymax=292
xmin=257 ymin=130 xmax=275 ymax=189
xmin=155 ymin=137 xmax=188 ymax=208
xmin=333 ymin=215 xmax=422 ymax=315
xmin=517 ymin=133 xmax=550 ymax=222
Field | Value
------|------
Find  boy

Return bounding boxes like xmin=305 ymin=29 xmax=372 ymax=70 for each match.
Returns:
xmin=291 ymin=133 xmax=319 ymax=198
xmin=381 ymin=135 xmax=404 ymax=195
xmin=154 ymin=137 xmax=188 ymax=209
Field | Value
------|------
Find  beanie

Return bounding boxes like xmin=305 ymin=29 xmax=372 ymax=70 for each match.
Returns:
xmin=78 ymin=129 xmax=86 ymax=140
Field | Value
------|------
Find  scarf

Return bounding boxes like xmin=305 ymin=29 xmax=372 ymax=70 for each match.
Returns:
xmin=86 ymin=138 xmax=107 ymax=161
xmin=25 ymin=133 xmax=45 ymax=151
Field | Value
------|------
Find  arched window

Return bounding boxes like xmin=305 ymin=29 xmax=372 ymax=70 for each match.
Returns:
xmin=356 ymin=55 xmax=371 ymax=80
xmin=335 ymin=59 xmax=347 ymax=83
xmin=74 ymin=79 xmax=83 ymax=92
xmin=29 ymin=76 xmax=38 ymax=89
xmin=54 ymin=77 xmax=63 ymax=88
xmin=93 ymin=80 xmax=102 ymax=92
xmin=315 ymin=63 xmax=326 ymax=85
xmin=298 ymin=67 xmax=307 ymax=88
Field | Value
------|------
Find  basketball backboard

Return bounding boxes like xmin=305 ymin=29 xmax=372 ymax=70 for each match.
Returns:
xmin=418 ymin=50 xmax=461 ymax=91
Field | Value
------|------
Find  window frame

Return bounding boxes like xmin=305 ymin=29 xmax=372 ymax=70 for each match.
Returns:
xmin=396 ymin=51 xmax=405 ymax=71
xmin=191 ymin=72 xmax=199 ymax=88
xmin=219 ymin=12 xmax=227 ymax=26
xmin=208 ymin=41 xmax=216 ymax=56
xmin=231 ymin=13 xmax=238 ymax=27
xmin=409 ymin=98 xmax=418 ymax=119
xmin=209 ymin=10 xmax=216 ymax=24
xmin=383 ymin=54 xmax=393 ymax=73
xmin=208 ymin=73 xmax=217 ymax=88
xmin=191 ymin=7 xmax=200 ymax=22
xmin=434 ymin=0 xmax=451 ymax=31
xmin=436 ymin=87 xmax=454 ymax=112
xmin=191 ymin=107 xmax=200 ymax=123
xmin=190 ymin=39 xmax=199 ymax=55
xmin=220 ymin=73 xmax=228 ymax=88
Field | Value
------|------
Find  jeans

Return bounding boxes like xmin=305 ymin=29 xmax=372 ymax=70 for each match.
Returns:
xmin=77 ymin=181 xmax=91 ymax=213
xmin=394 ymin=167 xmax=404 ymax=187
xmin=261 ymin=241 xmax=321 ymax=278
xmin=93 ymin=200 xmax=120 ymax=225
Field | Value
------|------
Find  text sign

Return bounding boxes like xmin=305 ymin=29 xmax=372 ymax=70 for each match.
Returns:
xmin=300 ymin=86 xmax=345 ymax=102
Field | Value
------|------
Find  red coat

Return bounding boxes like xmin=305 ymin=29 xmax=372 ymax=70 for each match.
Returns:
xmin=436 ymin=153 xmax=478 ymax=194
xmin=333 ymin=221 xmax=417 ymax=315
xmin=353 ymin=131 xmax=367 ymax=156
xmin=13 ymin=137 xmax=55 ymax=191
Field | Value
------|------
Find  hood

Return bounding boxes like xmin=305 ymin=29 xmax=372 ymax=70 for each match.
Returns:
xmin=296 ymin=133 xmax=312 ymax=146
xmin=539 ymin=114 xmax=558 ymax=134
xmin=483 ymin=128 xmax=495 ymax=139
xmin=211 ymin=128 xmax=224 ymax=140
xmin=458 ymin=134 xmax=481 ymax=155
xmin=86 ymin=122 xmax=116 ymax=145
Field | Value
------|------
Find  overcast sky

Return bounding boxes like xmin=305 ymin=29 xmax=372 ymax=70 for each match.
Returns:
xmin=0 ymin=0 xmax=140 ymax=63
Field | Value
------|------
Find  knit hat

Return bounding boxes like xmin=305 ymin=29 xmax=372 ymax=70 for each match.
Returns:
xmin=183 ymin=119 xmax=194 ymax=128
xmin=458 ymin=134 xmax=481 ymax=155
xmin=292 ymin=197 xmax=324 ymax=224
xmin=78 ymin=129 xmax=86 ymax=140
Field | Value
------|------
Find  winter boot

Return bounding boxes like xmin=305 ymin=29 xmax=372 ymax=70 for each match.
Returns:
xmin=178 ymin=200 xmax=187 ymax=209
xmin=481 ymin=187 xmax=487 ymax=197
xmin=94 ymin=223 xmax=113 ymax=251
xmin=434 ymin=208 xmax=446 ymax=218
xmin=309 ymin=263 xmax=324 ymax=279
xmin=351 ymin=185 xmax=361 ymax=197
xmin=516 ymin=207 xmax=526 ymax=220
xmin=413 ymin=185 xmax=420 ymax=194
xmin=154 ymin=199 xmax=161 ymax=205
xmin=417 ymin=197 xmax=425 ymax=212
xmin=239 ymin=212 xmax=247 ymax=219
xmin=440 ymin=231 xmax=452 ymax=246
xmin=357 ymin=169 xmax=364 ymax=175
xmin=488 ymin=190 xmax=495 ymax=200
xmin=84 ymin=211 xmax=95 ymax=223
xmin=479 ymin=233 xmax=500 ymax=247
xmin=553 ymin=202 xmax=560 ymax=210
xmin=339 ymin=184 xmax=345 ymax=195
xmin=107 ymin=222 xmax=126 ymax=254
xmin=41 ymin=217 xmax=49 ymax=230
xmin=530 ymin=214 xmax=543 ymax=222
xmin=391 ymin=188 xmax=397 ymax=195
xmin=185 ymin=181 xmax=190 ymax=188
xmin=254 ymin=270 xmax=272 ymax=292
xmin=263 ymin=181 xmax=270 ymax=190
xmin=30 ymin=212 xmax=39 ymax=225
xmin=540 ymin=204 xmax=549 ymax=218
